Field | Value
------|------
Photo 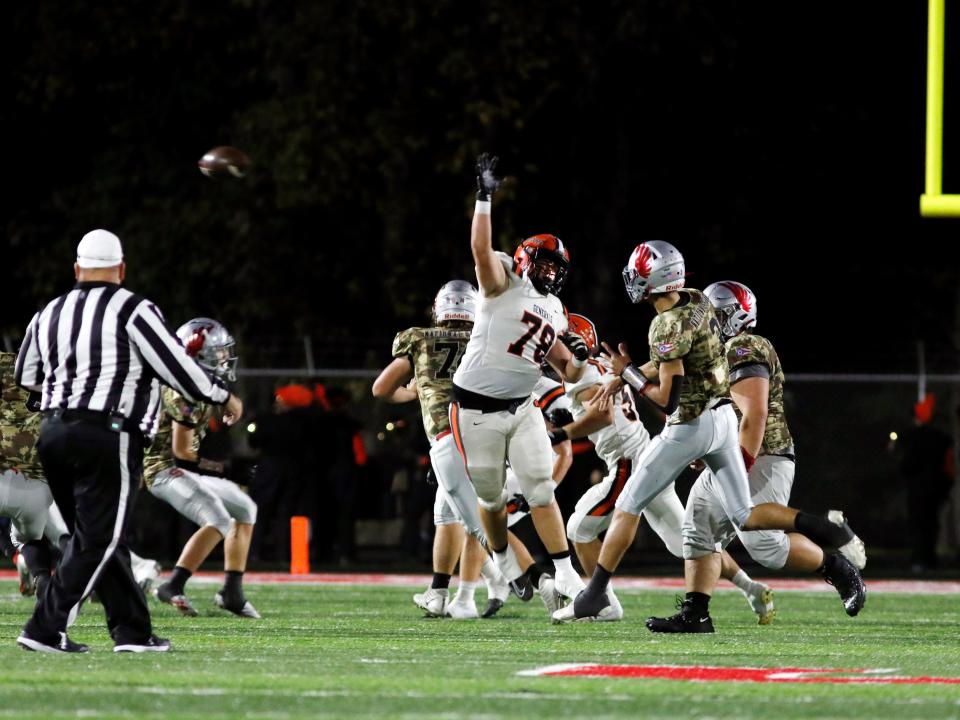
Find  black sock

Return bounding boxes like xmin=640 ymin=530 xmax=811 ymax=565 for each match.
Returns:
xmin=685 ymin=591 xmax=711 ymax=615
xmin=582 ymin=563 xmax=612 ymax=602
xmin=168 ymin=565 xmax=192 ymax=594
xmin=795 ymin=511 xmax=850 ymax=548
xmin=491 ymin=543 xmax=508 ymax=555
xmin=527 ymin=563 xmax=543 ymax=587
xmin=548 ymin=550 xmax=570 ymax=562
xmin=224 ymin=570 xmax=244 ymax=596
xmin=431 ymin=572 xmax=451 ymax=590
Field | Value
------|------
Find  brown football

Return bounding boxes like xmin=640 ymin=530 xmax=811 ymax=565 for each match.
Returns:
xmin=198 ymin=146 xmax=251 ymax=178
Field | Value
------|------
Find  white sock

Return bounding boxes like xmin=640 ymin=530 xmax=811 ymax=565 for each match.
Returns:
xmin=479 ymin=557 xmax=501 ymax=582
xmin=552 ymin=556 xmax=576 ymax=577
xmin=730 ymin=569 xmax=755 ymax=593
xmin=455 ymin=581 xmax=477 ymax=603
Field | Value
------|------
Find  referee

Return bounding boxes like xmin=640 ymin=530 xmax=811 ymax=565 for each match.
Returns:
xmin=14 ymin=229 xmax=243 ymax=653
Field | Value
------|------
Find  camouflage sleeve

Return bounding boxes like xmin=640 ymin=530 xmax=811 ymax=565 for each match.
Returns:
xmin=648 ymin=315 xmax=693 ymax=364
xmin=391 ymin=328 xmax=418 ymax=360
xmin=163 ymin=388 xmax=202 ymax=428
xmin=727 ymin=336 xmax=771 ymax=383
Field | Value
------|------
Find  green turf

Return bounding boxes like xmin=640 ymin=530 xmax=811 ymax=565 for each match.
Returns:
xmin=0 ymin=581 xmax=958 ymax=719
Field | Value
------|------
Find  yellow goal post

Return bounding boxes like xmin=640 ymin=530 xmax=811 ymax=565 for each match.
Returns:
xmin=921 ymin=0 xmax=960 ymax=216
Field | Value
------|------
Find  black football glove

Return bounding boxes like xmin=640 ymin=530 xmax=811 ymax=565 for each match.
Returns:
xmin=475 ymin=153 xmax=501 ymax=201
xmin=547 ymin=428 xmax=569 ymax=445
xmin=562 ymin=332 xmax=590 ymax=362
xmin=25 ymin=391 xmax=42 ymax=413
xmin=545 ymin=407 xmax=573 ymax=428
xmin=425 ymin=468 xmax=436 ymax=486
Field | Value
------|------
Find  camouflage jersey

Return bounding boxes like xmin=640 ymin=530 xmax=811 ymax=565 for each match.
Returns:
xmin=648 ymin=289 xmax=729 ymax=425
xmin=392 ymin=325 xmax=472 ymax=440
xmin=0 ymin=352 xmax=43 ymax=477
xmin=726 ymin=333 xmax=794 ymax=455
xmin=142 ymin=387 xmax=215 ymax=487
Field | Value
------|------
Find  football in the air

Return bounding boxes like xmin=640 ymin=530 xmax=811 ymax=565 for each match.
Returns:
xmin=198 ymin=146 xmax=251 ymax=178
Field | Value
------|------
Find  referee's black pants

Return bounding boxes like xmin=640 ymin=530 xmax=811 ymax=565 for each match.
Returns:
xmin=25 ymin=417 xmax=152 ymax=645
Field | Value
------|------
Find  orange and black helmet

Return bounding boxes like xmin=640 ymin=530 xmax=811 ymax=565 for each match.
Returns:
xmin=512 ymin=234 xmax=570 ymax=295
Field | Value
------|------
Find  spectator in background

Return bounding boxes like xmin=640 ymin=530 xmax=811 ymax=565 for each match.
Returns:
xmin=320 ymin=387 xmax=365 ymax=566
xmin=248 ymin=384 xmax=313 ymax=562
xmin=899 ymin=393 xmax=954 ymax=572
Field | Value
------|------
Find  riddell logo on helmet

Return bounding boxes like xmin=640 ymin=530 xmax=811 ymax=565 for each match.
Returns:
xmin=665 ymin=282 xmax=684 ymax=291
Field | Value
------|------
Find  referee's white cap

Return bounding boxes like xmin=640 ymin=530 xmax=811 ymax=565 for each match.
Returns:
xmin=77 ymin=229 xmax=123 ymax=268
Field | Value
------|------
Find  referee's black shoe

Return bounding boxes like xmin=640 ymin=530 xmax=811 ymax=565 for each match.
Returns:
xmin=114 ymin=635 xmax=171 ymax=653
xmin=17 ymin=631 xmax=89 ymax=654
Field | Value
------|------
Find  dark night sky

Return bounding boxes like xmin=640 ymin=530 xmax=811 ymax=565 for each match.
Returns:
xmin=2 ymin=2 xmax=957 ymax=374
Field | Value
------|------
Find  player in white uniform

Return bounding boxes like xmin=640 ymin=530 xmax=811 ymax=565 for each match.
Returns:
xmin=450 ymin=154 xmax=590 ymax=602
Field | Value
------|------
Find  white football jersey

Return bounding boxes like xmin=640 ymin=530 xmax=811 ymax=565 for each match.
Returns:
xmin=453 ymin=253 xmax=568 ymax=399
xmin=564 ymin=358 xmax=650 ymax=470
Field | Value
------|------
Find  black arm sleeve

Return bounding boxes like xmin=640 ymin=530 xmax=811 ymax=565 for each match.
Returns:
xmin=642 ymin=375 xmax=685 ymax=415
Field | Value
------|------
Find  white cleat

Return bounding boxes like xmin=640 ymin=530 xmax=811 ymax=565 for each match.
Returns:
xmin=445 ymin=598 xmax=479 ymax=619
xmin=598 ymin=586 xmax=623 ymax=622
xmin=537 ymin=574 xmax=562 ymax=615
xmin=742 ymin=582 xmax=775 ymax=625
xmin=413 ymin=587 xmax=448 ymax=617
xmin=214 ymin=592 xmax=262 ymax=619
xmin=551 ymin=600 xmax=619 ymax=624
xmin=828 ymin=510 xmax=867 ymax=570
xmin=554 ymin=570 xmax=586 ymax=601
xmin=14 ymin=552 xmax=34 ymax=597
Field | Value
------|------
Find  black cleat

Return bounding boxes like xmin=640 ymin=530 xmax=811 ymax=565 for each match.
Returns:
xmin=509 ymin=572 xmax=535 ymax=602
xmin=820 ymin=552 xmax=866 ymax=616
xmin=646 ymin=599 xmax=715 ymax=633
xmin=481 ymin=598 xmax=505 ymax=618
xmin=17 ymin=631 xmax=89 ymax=654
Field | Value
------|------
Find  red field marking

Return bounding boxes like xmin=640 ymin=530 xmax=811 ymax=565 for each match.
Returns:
xmin=519 ymin=663 xmax=960 ymax=685
xmin=0 ymin=571 xmax=957 ymax=593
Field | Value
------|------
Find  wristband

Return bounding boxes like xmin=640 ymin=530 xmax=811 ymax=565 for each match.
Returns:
xmin=571 ymin=355 xmax=587 ymax=368
xmin=548 ymin=428 xmax=569 ymax=446
xmin=475 ymin=200 xmax=491 ymax=215
xmin=740 ymin=446 xmax=756 ymax=473
xmin=621 ymin=363 xmax=648 ymax=394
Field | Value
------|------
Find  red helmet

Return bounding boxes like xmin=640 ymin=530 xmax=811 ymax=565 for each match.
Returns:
xmin=567 ymin=313 xmax=598 ymax=352
xmin=513 ymin=234 xmax=570 ymax=295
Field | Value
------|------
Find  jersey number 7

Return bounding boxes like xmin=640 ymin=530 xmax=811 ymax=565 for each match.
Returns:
xmin=507 ymin=311 xmax=555 ymax=365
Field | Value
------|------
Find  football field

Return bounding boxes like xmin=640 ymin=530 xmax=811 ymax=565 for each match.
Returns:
xmin=0 ymin=576 xmax=959 ymax=719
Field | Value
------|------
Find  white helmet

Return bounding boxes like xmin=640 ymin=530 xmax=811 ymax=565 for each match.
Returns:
xmin=176 ymin=317 xmax=238 ymax=382
xmin=704 ymin=281 xmax=757 ymax=340
xmin=433 ymin=280 xmax=478 ymax=324
xmin=622 ymin=241 xmax=686 ymax=303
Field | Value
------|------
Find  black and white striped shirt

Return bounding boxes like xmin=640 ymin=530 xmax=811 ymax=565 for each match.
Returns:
xmin=15 ymin=281 xmax=230 ymax=439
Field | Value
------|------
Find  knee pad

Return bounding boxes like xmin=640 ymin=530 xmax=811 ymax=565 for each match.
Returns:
xmin=741 ymin=531 xmax=790 ymax=570
xmin=478 ymin=489 xmax=508 ymax=513
xmin=524 ymin=479 xmax=557 ymax=509
xmin=233 ymin=494 xmax=258 ymax=525
xmin=681 ymin=525 xmax=719 ymax=560
xmin=198 ymin=505 xmax=232 ymax=537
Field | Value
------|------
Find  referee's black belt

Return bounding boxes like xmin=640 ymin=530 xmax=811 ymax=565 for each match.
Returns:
xmin=452 ymin=384 xmax=529 ymax=414
xmin=42 ymin=408 xmax=142 ymax=434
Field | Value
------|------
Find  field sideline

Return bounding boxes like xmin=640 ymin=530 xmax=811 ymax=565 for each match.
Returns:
xmin=0 ymin=574 xmax=958 ymax=719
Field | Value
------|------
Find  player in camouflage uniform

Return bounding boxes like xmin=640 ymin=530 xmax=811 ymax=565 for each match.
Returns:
xmin=373 ymin=280 xmax=512 ymax=619
xmin=555 ymin=242 xmax=866 ymax=628
xmin=678 ymin=281 xmax=866 ymax=624
xmin=146 ymin=318 xmax=260 ymax=619
xmin=1 ymin=352 xmax=160 ymax=597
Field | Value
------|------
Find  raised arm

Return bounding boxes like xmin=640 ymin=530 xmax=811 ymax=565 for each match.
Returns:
xmin=126 ymin=302 xmax=232 ymax=409
xmin=472 ymin=153 xmax=509 ymax=297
